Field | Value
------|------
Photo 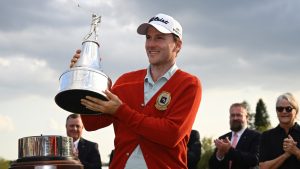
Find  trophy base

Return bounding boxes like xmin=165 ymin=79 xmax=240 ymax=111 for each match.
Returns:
xmin=9 ymin=159 xmax=83 ymax=169
xmin=17 ymin=156 xmax=77 ymax=163
xmin=55 ymin=89 xmax=108 ymax=115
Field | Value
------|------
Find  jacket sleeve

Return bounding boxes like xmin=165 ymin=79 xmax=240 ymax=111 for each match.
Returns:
xmin=81 ymin=114 xmax=113 ymax=131
xmin=209 ymin=135 xmax=229 ymax=169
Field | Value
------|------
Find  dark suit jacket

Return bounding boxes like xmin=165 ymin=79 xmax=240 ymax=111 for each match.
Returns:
xmin=209 ymin=128 xmax=261 ymax=169
xmin=188 ymin=130 xmax=201 ymax=169
xmin=78 ymin=138 xmax=102 ymax=169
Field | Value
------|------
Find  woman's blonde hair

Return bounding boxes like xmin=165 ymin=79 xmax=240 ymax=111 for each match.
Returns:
xmin=276 ymin=92 xmax=299 ymax=114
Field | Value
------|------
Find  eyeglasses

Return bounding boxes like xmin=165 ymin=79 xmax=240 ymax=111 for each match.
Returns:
xmin=276 ymin=106 xmax=294 ymax=113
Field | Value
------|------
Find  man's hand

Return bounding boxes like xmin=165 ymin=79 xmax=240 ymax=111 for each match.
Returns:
xmin=81 ymin=90 xmax=123 ymax=115
xmin=70 ymin=49 xmax=81 ymax=68
xmin=214 ymin=137 xmax=232 ymax=158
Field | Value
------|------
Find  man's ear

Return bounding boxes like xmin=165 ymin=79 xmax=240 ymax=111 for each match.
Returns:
xmin=175 ymin=40 xmax=182 ymax=53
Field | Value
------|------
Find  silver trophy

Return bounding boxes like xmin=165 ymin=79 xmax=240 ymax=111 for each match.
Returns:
xmin=55 ymin=14 xmax=111 ymax=114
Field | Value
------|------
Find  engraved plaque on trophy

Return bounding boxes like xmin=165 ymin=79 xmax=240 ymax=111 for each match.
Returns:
xmin=55 ymin=14 xmax=111 ymax=114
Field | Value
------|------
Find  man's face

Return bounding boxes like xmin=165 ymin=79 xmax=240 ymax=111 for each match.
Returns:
xmin=230 ymin=106 xmax=248 ymax=132
xmin=66 ymin=117 xmax=83 ymax=141
xmin=145 ymin=26 xmax=181 ymax=66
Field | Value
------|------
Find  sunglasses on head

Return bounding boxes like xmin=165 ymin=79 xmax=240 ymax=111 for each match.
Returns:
xmin=276 ymin=106 xmax=294 ymax=113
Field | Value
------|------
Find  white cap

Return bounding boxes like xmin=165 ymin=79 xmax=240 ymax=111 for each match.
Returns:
xmin=137 ymin=13 xmax=182 ymax=40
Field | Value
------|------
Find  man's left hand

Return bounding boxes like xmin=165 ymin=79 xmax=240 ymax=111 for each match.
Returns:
xmin=80 ymin=90 xmax=122 ymax=115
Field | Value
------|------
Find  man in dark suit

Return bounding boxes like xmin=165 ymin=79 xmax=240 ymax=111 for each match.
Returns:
xmin=209 ymin=102 xmax=261 ymax=169
xmin=66 ymin=113 xmax=102 ymax=169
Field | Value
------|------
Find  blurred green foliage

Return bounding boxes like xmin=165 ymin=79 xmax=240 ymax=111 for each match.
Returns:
xmin=197 ymin=137 xmax=214 ymax=169
xmin=0 ymin=157 xmax=10 ymax=169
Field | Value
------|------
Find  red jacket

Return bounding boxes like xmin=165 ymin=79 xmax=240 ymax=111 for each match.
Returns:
xmin=81 ymin=69 xmax=202 ymax=169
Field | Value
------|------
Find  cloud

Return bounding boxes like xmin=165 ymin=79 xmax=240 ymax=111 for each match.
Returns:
xmin=0 ymin=55 xmax=58 ymax=101
xmin=49 ymin=118 xmax=65 ymax=134
xmin=0 ymin=115 xmax=14 ymax=132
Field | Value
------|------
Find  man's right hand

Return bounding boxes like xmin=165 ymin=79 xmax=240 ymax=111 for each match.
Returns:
xmin=70 ymin=49 xmax=81 ymax=68
xmin=214 ymin=137 xmax=232 ymax=156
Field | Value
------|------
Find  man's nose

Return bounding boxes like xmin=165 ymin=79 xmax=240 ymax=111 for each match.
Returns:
xmin=146 ymin=39 xmax=156 ymax=47
xmin=72 ymin=126 xmax=79 ymax=130
xmin=232 ymin=115 xmax=239 ymax=120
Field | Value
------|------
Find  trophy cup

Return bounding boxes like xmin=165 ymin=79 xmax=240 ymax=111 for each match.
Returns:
xmin=55 ymin=14 xmax=111 ymax=114
xmin=10 ymin=135 xmax=83 ymax=169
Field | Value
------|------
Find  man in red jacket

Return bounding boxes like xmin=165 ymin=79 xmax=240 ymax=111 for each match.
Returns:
xmin=71 ymin=13 xmax=202 ymax=169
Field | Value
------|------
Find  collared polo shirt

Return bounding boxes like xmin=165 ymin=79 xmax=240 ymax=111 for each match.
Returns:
xmin=144 ymin=64 xmax=178 ymax=104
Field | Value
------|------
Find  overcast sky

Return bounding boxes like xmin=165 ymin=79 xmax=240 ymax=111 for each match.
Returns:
xmin=1 ymin=0 xmax=300 ymax=163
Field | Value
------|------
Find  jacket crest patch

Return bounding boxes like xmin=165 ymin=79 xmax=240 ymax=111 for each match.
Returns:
xmin=155 ymin=91 xmax=171 ymax=111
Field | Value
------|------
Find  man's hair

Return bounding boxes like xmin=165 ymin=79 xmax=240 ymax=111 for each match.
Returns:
xmin=229 ymin=102 xmax=249 ymax=117
xmin=66 ymin=113 xmax=81 ymax=124
xmin=172 ymin=34 xmax=180 ymax=42
xmin=230 ymin=102 xmax=247 ymax=111
xmin=172 ymin=34 xmax=182 ymax=54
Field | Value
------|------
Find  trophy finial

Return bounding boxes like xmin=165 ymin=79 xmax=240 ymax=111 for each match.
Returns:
xmin=83 ymin=14 xmax=101 ymax=41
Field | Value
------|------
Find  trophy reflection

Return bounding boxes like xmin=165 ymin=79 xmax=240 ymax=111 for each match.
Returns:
xmin=55 ymin=14 xmax=111 ymax=115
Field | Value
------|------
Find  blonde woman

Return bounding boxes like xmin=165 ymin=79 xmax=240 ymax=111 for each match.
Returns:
xmin=259 ymin=92 xmax=300 ymax=169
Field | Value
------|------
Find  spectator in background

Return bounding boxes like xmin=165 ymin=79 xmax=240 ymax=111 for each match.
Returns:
xmin=187 ymin=129 xmax=201 ymax=169
xmin=209 ymin=102 xmax=261 ymax=169
xmin=259 ymin=92 xmax=300 ymax=169
xmin=66 ymin=113 xmax=102 ymax=169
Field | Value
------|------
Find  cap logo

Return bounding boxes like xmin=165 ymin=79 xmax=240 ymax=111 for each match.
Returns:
xmin=173 ymin=28 xmax=180 ymax=35
xmin=149 ymin=16 xmax=169 ymax=25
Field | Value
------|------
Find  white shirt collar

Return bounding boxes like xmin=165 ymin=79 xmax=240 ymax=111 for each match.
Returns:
xmin=73 ymin=138 xmax=80 ymax=149
xmin=232 ymin=126 xmax=247 ymax=138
